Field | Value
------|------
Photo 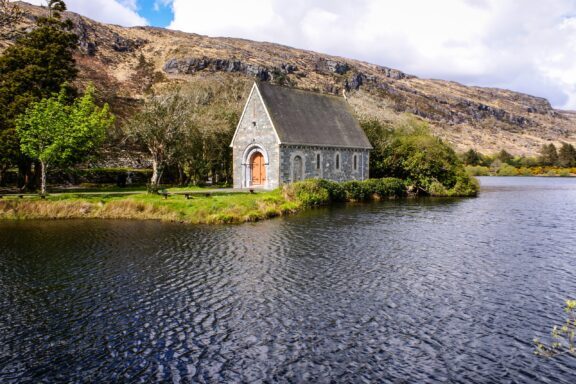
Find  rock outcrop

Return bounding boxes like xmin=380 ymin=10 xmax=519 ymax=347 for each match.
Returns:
xmin=3 ymin=1 xmax=575 ymax=155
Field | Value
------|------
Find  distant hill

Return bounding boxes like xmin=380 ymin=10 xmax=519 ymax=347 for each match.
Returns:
xmin=3 ymin=1 xmax=576 ymax=157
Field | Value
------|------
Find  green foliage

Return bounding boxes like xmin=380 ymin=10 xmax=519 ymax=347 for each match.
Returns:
xmin=496 ymin=149 xmax=514 ymax=165
xmin=539 ymin=143 xmax=559 ymax=166
xmin=535 ymin=299 xmax=576 ymax=358
xmin=15 ymin=85 xmax=114 ymax=193
xmin=289 ymin=179 xmax=331 ymax=206
xmin=461 ymin=148 xmax=483 ymax=166
xmin=287 ymin=177 xmax=407 ymax=207
xmin=361 ymin=117 xmax=479 ymax=196
xmin=123 ymin=87 xmax=191 ymax=187
xmin=124 ymin=79 xmax=248 ymax=188
xmin=342 ymin=180 xmax=371 ymax=201
xmin=0 ymin=0 xmax=78 ymax=186
xmin=558 ymin=142 xmax=576 ymax=167
xmin=364 ymin=177 xmax=407 ymax=198
xmin=449 ymin=170 xmax=481 ymax=196
xmin=465 ymin=165 xmax=490 ymax=176
xmin=497 ymin=163 xmax=519 ymax=176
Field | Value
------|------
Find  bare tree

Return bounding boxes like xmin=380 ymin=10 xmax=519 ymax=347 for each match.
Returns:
xmin=123 ymin=88 xmax=191 ymax=190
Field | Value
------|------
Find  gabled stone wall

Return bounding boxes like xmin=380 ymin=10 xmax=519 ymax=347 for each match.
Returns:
xmin=231 ymin=87 xmax=280 ymax=189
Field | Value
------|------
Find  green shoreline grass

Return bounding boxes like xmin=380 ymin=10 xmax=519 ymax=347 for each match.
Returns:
xmin=0 ymin=178 xmax=477 ymax=224
xmin=0 ymin=189 xmax=299 ymax=224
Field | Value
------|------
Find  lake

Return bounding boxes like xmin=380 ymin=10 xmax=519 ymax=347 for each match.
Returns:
xmin=1 ymin=177 xmax=576 ymax=383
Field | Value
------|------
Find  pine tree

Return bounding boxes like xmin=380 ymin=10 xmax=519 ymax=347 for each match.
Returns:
xmin=462 ymin=149 xmax=483 ymax=166
xmin=0 ymin=0 xmax=78 ymax=189
xmin=558 ymin=142 xmax=576 ymax=168
xmin=539 ymin=143 xmax=559 ymax=166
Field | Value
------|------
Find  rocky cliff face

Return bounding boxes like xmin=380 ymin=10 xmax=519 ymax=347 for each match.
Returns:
xmin=4 ymin=2 xmax=576 ymax=156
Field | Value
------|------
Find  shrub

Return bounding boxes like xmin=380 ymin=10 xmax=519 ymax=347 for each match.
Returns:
xmin=289 ymin=179 xmax=331 ymax=206
xmin=342 ymin=180 xmax=371 ymax=201
xmin=497 ymin=163 xmax=519 ymax=176
xmin=428 ymin=181 xmax=449 ymax=196
xmin=449 ymin=172 xmax=480 ymax=196
xmin=316 ymin=179 xmax=346 ymax=202
xmin=364 ymin=177 xmax=406 ymax=198
xmin=465 ymin=165 xmax=490 ymax=176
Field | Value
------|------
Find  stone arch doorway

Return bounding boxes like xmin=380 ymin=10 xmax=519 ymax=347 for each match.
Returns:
xmin=292 ymin=155 xmax=304 ymax=181
xmin=242 ymin=144 xmax=269 ymax=188
xmin=250 ymin=152 xmax=266 ymax=185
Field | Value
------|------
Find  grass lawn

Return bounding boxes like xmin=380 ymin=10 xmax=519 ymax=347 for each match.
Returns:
xmin=0 ymin=188 xmax=302 ymax=224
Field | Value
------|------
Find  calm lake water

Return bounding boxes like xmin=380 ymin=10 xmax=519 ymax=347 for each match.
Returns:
xmin=1 ymin=177 xmax=576 ymax=383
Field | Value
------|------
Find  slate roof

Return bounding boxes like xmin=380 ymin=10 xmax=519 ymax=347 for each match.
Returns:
xmin=257 ymin=82 xmax=372 ymax=149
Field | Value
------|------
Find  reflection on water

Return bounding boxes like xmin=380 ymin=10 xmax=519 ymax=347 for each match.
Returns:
xmin=1 ymin=177 xmax=576 ymax=383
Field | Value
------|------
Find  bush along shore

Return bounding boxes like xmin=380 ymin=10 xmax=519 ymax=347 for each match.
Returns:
xmin=0 ymin=177 xmax=478 ymax=224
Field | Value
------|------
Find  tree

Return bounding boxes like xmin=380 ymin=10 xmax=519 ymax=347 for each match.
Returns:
xmin=0 ymin=128 xmax=19 ymax=185
xmin=558 ymin=143 xmax=576 ymax=168
xmin=123 ymin=88 xmax=191 ymax=189
xmin=496 ymin=149 xmax=514 ymax=165
xmin=539 ymin=143 xmax=559 ymax=166
xmin=361 ymin=117 xmax=479 ymax=196
xmin=176 ymin=78 xmax=247 ymax=186
xmin=16 ymin=85 xmax=114 ymax=194
xmin=123 ymin=78 xmax=249 ymax=189
xmin=462 ymin=148 xmax=483 ymax=166
xmin=0 ymin=0 xmax=77 ymax=189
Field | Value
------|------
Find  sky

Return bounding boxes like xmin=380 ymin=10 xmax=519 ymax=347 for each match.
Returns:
xmin=19 ymin=0 xmax=576 ymax=110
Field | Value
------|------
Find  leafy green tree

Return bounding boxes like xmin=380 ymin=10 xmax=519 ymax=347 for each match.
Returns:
xmin=462 ymin=148 xmax=483 ymax=166
xmin=539 ymin=143 xmax=559 ymax=166
xmin=362 ymin=117 xmax=478 ymax=196
xmin=0 ymin=0 xmax=77 ymax=189
xmin=16 ymin=86 xmax=114 ymax=194
xmin=558 ymin=143 xmax=576 ymax=168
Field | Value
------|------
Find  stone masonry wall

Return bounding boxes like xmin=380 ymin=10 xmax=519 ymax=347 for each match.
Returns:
xmin=231 ymin=87 xmax=280 ymax=189
xmin=279 ymin=146 xmax=369 ymax=184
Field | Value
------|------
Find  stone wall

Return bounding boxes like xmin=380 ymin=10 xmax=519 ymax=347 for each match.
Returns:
xmin=231 ymin=86 xmax=281 ymax=189
xmin=279 ymin=146 xmax=369 ymax=184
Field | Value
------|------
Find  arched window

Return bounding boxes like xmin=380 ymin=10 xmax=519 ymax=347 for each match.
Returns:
xmin=316 ymin=153 xmax=321 ymax=170
xmin=293 ymin=155 xmax=304 ymax=181
xmin=353 ymin=154 xmax=358 ymax=170
xmin=335 ymin=153 xmax=340 ymax=170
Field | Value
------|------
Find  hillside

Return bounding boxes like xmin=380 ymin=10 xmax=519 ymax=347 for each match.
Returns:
xmin=4 ymin=2 xmax=576 ymax=157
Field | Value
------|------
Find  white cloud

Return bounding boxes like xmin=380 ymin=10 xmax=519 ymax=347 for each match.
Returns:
xmin=21 ymin=0 xmax=148 ymax=27
xmin=167 ymin=0 xmax=576 ymax=110
xmin=153 ymin=0 xmax=173 ymax=12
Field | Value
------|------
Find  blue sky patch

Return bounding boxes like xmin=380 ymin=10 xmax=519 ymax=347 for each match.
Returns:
xmin=137 ymin=0 xmax=173 ymax=27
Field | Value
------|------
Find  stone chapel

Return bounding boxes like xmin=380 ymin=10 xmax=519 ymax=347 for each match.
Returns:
xmin=230 ymin=82 xmax=372 ymax=189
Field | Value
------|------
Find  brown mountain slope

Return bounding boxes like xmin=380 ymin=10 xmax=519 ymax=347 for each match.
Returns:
xmin=4 ymin=2 xmax=576 ymax=156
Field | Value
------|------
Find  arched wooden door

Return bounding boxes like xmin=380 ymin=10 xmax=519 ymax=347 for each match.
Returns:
xmin=250 ymin=152 xmax=266 ymax=185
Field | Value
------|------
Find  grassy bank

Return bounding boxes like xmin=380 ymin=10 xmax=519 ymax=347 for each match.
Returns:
xmin=0 ymin=177 xmax=475 ymax=224
xmin=0 ymin=189 xmax=297 ymax=224
xmin=466 ymin=165 xmax=576 ymax=177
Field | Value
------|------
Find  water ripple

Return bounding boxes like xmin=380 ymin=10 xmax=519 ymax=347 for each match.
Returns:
xmin=1 ymin=177 xmax=576 ymax=382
